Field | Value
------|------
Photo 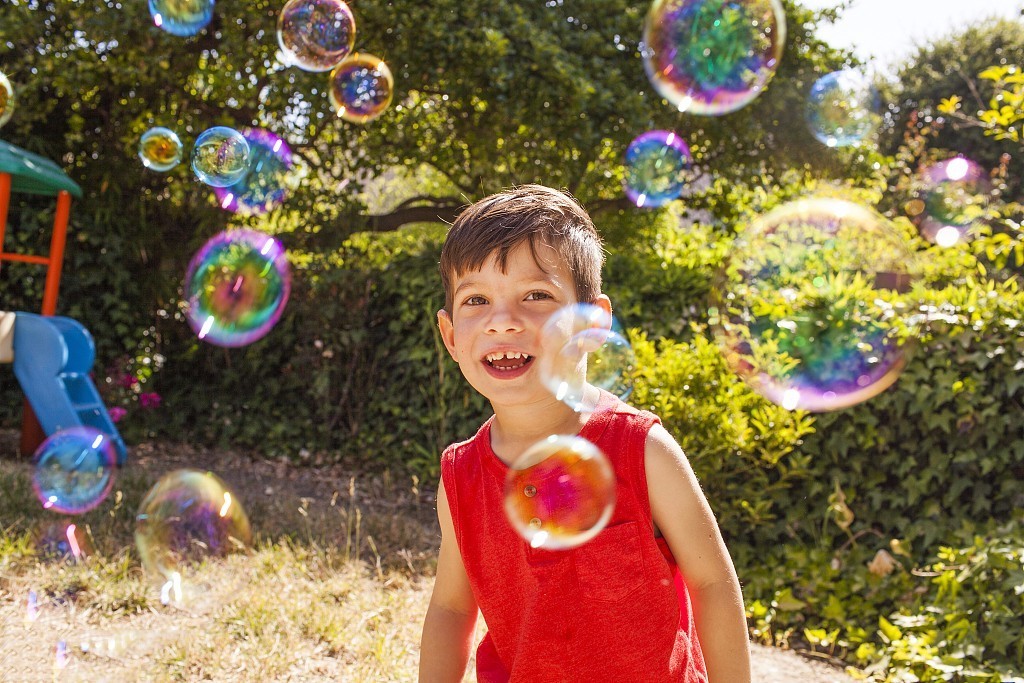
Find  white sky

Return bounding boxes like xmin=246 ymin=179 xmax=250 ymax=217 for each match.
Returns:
xmin=799 ymin=0 xmax=1023 ymax=73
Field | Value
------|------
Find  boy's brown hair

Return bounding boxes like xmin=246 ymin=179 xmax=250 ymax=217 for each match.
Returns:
xmin=439 ymin=185 xmax=605 ymax=312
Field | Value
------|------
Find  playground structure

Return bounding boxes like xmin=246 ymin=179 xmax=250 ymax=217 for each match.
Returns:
xmin=0 ymin=140 xmax=128 ymax=465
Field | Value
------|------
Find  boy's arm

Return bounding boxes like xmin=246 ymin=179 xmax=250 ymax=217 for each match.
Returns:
xmin=644 ymin=424 xmax=752 ymax=683
xmin=419 ymin=478 xmax=479 ymax=683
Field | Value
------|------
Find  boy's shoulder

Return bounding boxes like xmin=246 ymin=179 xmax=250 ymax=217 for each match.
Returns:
xmin=600 ymin=392 xmax=659 ymax=424
xmin=440 ymin=416 xmax=493 ymax=468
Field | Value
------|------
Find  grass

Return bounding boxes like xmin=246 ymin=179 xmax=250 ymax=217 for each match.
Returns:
xmin=0 ymin=435 xmax=478 ymax=683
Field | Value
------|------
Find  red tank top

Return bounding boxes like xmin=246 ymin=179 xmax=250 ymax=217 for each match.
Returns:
xmin=441 ymin=391 xmax=708 ymax=682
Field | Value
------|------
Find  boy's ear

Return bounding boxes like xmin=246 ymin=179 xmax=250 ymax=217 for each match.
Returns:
xmin=593 ymin=294 xmax=613 ymax=327
xmin=437 ymin=309 xmax=459 ymax=362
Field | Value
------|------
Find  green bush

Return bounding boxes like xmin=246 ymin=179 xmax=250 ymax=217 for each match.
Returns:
xmin=744 ymin=520 xmax=1024 ymax=682
xmin=769 ymin=279 xmax=1024 ymax=552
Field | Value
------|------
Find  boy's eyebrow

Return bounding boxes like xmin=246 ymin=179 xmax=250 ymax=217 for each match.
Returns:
xmin=453 ymin=273 xmax=565 ymax=298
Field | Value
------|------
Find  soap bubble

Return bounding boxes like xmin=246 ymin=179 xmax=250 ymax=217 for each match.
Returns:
xmin=213 ymin=129 xmax=294 ymax=215
xmin=32 ymin=428 xmax=116 ymax=515
xmin=504 ymin=435 xmax=615 ymax=550
xmin=149 ymin=0 xmax=215 ymax=37
xmin=36 ymin=521 xmax=94 ymax=562
xmin=805 ymin=69 xmax=880 ymax=147
xmin=538 ymin=304 xmax=635 ymax=413
xmin=277 ymin=0 xmax=356 ymax=72
xmin=642 ymin=0 xmax=785 ymax=115
xmin=0 ymin=71 xmax=14 ymax=128
xmin=329 ymin=53 xmax=394 ymax=124
xmin=135 ymin=469 xmax=251 ymax=605
xmin=138 ymin=127 xmax=183 ymax=172
xmin=908 ymin=157 xmax=992 ymax=247
xmin=191 ymin=126 xmax=250 ymax=188
xmin=185 ymin=229 xmax=291 ymax=347
xmin=710 ymin=197 xmax=915 ymax=412
xmin=624 ymin=130 xmax=693 ymax=208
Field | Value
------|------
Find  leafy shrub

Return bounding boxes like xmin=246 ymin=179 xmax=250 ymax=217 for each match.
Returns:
xmin=745 ymin=520 xmax=1024 ymax=682
xmin=767 ymin=279 xmax=1024 ymax=552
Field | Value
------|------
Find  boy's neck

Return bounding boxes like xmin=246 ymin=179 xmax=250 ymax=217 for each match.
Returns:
xmin=488 ymin=390 xmax=599 ymax=467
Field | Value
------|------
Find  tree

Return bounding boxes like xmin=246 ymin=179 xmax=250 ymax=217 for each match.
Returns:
xmin=879 ymin=16 xmax=1024 ymax=195
xmin=0 ymin=1 xmax=854 ymax=244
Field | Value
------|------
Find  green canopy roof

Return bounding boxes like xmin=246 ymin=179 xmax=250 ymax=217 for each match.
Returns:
xmin=0 ymin=139 xmax=82 ymax=199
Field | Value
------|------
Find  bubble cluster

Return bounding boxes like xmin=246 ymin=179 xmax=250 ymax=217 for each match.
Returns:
xmin=710 ymin=197 xmax=915 ymax=412
xmin=329 ymin=53 xmax=394 ymax=124
xmin=138 ymin=126 xmax=183 ymax=172
xmin=642 ymin=0 xmax=785 ymax=116
xmin=135 ymin=469 xmax=251 ymax=604
xmin=0 ymin=71 xmax=14 ymax=128
xmin=806 ymin=69 xmax=879 ymax=148
xmin=185 ymin=229 xmax=291 ymax=347
xmin=149 ymin=0 xmax=215 ymax=37
xmin=32 ymin=428 xmax=117 ymax=515
xmin=277 ymin=0 xmax=356 ymax=72
xmin=538 ymin=304 xmax=635 ymax=413
xmin=504 ymin=435 xmax=616 ymax=550
xmin=213 ymin=129 xmax=294 ymax=215
xmin=192 ymin=126 xmax=251 ymax=188
xmin=907 ymin=157 xmax=991 ymax=247
xmin=624 ymin=130 xmax=693 ymax=208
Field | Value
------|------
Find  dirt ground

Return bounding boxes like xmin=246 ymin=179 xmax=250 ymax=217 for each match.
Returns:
xmin=0 ymin=431 xmax=857 ymax=682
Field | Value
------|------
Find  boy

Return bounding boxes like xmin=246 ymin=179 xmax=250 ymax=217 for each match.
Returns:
xmin=419 ymin=185 xmax=750 ymax=682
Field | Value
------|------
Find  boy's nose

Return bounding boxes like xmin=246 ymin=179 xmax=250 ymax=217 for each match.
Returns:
xmin=486 ymin=305 xmax=524 ymax=334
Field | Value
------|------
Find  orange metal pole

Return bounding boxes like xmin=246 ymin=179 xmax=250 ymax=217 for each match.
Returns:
xmin=0 ymin=172 xmax=10 ymax=275
xmin=19 ymin=401 xmax=45 ymax=458
xmin=41 ymin=190 xmax=72 ymax=316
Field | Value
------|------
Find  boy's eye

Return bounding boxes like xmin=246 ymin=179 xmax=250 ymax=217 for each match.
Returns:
xmin=526 ymin=291 xmax=552 ymax=301
xmin=464 ymin=295 xmax=488 ymax=306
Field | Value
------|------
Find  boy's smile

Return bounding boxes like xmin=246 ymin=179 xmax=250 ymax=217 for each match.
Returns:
xmin=482 ymin=349 xmax=534 ymax=378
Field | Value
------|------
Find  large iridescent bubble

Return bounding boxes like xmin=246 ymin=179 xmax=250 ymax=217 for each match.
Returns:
xmin=277 ymin=0 xmax=356 ymax=72
xmin=213 ymin=129 xmax=294 ymax=215
xmin=907 ymin=157 xmax=992 ymax=247
xmin=805 ymin=69 xmax=880 ymax=148
xmin=537 ymin=304 xmax=636 ymax=413
xmin=135 ymin=469 xmax=251 ymax=605
xmin=192 ymin=126 xmax=250 ymax=188
xmin=710 ymin=198 xmax=915 ymax=412
xmin=149 ymin=0 xmax=215 ymax=37
xmin=139 ymin=127 xmax=184 ymax=172
xmin=0 ymin=71 xmax=14 ymax=128
xmin=329 ymin=53 xmax=394 ymax=124
xmin=185 ymin=229 xmax=291 ymax=347
xmin=32 ymin=428 xmax=117 ymax=515
xmin=624 ymin=130 xmax=693 ymax=208
xmin=642 ymin=0 xmax=785 ymax=115
xmin=504 ymin=435 xmax=616 ymax=550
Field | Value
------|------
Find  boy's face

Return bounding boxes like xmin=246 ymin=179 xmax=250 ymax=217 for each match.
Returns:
xmin=438 ymin=241 xmax=610 ymax=409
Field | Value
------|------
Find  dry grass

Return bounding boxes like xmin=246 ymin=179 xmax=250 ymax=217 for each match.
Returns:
xmin=2 ymin=544 xmax=441 ymax=682
xmin=0 ymin=431 xmax=465 ymax=682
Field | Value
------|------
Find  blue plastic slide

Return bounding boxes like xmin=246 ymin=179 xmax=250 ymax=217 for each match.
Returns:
xmin=7 ymin=312 xmax=128 ymax=465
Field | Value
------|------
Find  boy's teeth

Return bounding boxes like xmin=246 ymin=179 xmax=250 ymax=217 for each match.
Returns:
xmin=485 ymin=351 xmax=531 ymax=363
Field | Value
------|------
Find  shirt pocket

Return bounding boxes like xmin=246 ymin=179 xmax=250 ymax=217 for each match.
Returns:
xmin=573 ymin=521 xmax=647 ymax=602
